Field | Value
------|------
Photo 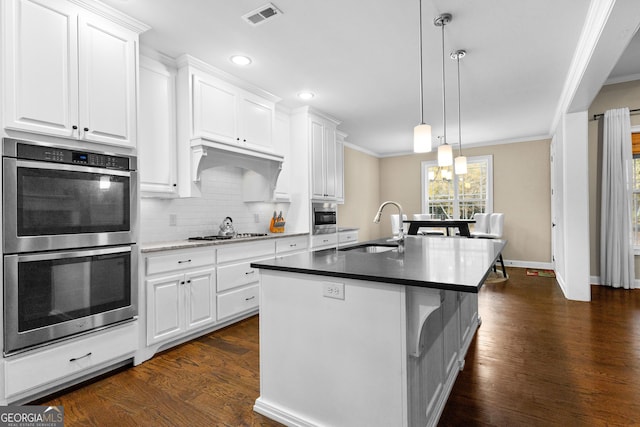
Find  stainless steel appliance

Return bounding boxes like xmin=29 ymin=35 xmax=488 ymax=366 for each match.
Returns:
xmin=312 ymin=202 xmax=337 ymax=234
xmin=2 ymin=138 xmax=138 ymax=355
xmin=3 ymin=138 xmax=137 ymax=253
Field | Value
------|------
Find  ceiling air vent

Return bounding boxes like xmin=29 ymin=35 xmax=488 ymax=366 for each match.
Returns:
xmin=242 ymin=3 xmax=282 ymax=26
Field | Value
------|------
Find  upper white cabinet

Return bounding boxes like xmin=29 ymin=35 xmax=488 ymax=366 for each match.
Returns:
xmin=176 ymin=55 xmax=277 ymax=153
xmin=139 ymin=54 xmax=178 ymax=197
xmin=291 ymin=107 xmax=342 ymax=202
xmin=335 ymin=130 xmax=346 ymax=203
xmin=1 ymin=0 xmax=148 ymax=148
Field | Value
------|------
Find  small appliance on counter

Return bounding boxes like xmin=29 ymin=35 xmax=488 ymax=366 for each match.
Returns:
xmin=269 ymin=211 xmax=286 ymax=233
xmin=218 ymin=216 xmax=236 ymax=238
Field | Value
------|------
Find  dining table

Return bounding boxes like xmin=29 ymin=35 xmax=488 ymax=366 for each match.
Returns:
xmin=404 ymin=219 xmax=475 ymax=237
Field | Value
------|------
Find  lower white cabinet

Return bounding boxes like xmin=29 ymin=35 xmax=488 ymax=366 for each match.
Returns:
xmin=3 ymin=321 xmax=137 ymax=403
xmin=276 ymin=235 xmax=309 ymax=255
xmin=146 ymin=267 xmax=216 ymax=345
xmin=216 ymin=240 xmax=273 ymax=321
xmin=310 ymin=233 xmax=338 ymax=250
xmin=338 ymin=230 xmax=359 ymax=247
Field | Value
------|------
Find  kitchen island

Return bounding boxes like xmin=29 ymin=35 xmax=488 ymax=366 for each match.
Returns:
xmin=251 ymin=235 xmax=505 ymax=427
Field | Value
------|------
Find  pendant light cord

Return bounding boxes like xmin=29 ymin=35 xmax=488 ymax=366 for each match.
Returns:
xmin=441 ymin=21 xmax=447 ymax=145
xmin=456 ymin=53 xmax=462 ymax=155
xmin=418 ymin=0 xmax=424 ymax=125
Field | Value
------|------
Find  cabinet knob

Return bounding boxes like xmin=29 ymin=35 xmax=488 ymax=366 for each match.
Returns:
xmin=180 ymin=281 xmax=185 ymax=285
xmin=187 ymin=280 xmax=191 ymax=283
xmin=236 ymin=137 xmax=240 ymax=141
xmin=72 ymin=125 xmax=78 ymax=130
xmin=84 ymin=127 xmax=89 ymax=132
xmin=173 ymin=183 xmax=177 ymax=187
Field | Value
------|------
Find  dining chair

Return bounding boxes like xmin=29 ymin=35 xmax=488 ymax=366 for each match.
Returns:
xmin=472 ymin=213 xmax=507 ymax=278
xmin=470 ymin=213 xmax=489 ymax=237
xmin=411 ymin=213 xmax=445 ymax=235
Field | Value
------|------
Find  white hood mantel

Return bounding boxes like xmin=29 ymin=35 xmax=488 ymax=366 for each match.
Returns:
xmin=191 ymin=138 xmax=284 ymax=197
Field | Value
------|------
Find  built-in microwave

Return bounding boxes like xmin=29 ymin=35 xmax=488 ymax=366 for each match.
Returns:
xmin=312 ymin=202 xmax=337 ymax=234
xmin=2 ymin=138 xmax=137 ymax=253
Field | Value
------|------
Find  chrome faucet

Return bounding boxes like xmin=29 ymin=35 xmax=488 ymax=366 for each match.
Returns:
xmin=373 ymin=201 xmax=405 ymax=253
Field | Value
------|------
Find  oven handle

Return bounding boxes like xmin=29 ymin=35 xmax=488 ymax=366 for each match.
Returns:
xmin=15 ymin=159 xmax=132 ymax=177
xmin=13 ymin=245 xmax=132 ymax=263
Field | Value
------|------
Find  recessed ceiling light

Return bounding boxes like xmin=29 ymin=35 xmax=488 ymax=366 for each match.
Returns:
xmin=230 ymin=55 xmax=252 ymax=66
xmin=298 ymin=92 xmax=315 ymax=100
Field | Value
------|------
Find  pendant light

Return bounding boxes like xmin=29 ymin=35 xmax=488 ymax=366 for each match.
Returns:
xmin=413 ymin=0 xmax=432 ymax=153
xmin=435 ymin=13 xmax=453 ymax=167
xmin=451 ymin=49 xmax=467 ymax=175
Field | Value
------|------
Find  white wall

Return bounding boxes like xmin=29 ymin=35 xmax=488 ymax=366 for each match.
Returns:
xmin=140 ymin=166 xmax=290 ymax=243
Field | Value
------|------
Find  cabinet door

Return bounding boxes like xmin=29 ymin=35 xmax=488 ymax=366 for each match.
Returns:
xmin=273 ymin=110 xmax=291 ymax=200
xmin=139 ymin=56 xmax=178 ymax=196
xmin=192 ymin=73 xmax=237 ymax=143
xmin=310 ymin=119 xmax=326 ymax=198
xmin=78 ymin=12 xmax=137 ymax=147
xmin=146 ymin=273 xmax=184 ymax=345
xmin=324 ymin=124 xmax=337 ymax=198
xmin=238 ymin=91 xmax=274 ymax=151
xmin=3 ymin=0 xmax=79 ymax=138
xmin=335 ymin=136 xmax=345 ymax=202
xmin=185 ymin=268 xmax=216 ymax=331
xmin=442 ymin=291 xmax=460 ymax=378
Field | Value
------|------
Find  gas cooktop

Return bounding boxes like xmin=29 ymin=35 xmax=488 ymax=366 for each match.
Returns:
xmin=188 ymin=233 xmax=268 ymax=241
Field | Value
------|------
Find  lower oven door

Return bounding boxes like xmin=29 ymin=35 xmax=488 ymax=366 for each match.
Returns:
xmin=3 ymin=245 xmax=138 ymax=355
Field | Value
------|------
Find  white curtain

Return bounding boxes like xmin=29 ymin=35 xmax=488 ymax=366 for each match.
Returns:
xmin=600 ymin=107 xmax=635 ymax=289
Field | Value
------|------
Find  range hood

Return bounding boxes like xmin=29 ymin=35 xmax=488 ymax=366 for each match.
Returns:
xmin=191 ymin=138 xmax=284 ymax=198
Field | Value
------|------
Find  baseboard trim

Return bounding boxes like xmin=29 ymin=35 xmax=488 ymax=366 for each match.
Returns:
xmin=589 ymin=275 xmax=640 ymax=288
xmin=254 ymin=398 xmax=315 ymax=427
xmin=503 ymin=259 xmax=553 ymax=270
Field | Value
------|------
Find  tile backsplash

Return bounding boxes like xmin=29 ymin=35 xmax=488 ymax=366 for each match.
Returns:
xmin=140 ymin=166 xmax=291 ymax=243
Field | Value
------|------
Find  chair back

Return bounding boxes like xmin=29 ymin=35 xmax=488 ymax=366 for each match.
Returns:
xmin=412 ymin=214 xmax=432 ymax=220
xmin=489 ymin=213 xmax=504 ymax=238
xmin=390 ymin=214 xmax=408 ymax=235
xmin=473 ymin=213 xmax=489 ymax=234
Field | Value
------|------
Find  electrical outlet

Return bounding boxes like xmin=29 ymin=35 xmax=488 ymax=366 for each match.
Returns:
xmin=169 ymin=214 xmax=177 ymax=226
xmin=322 ymin=282 xmax=344 ymax=300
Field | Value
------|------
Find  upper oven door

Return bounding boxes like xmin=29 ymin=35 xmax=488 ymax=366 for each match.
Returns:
xmin=3 ymin=158 xmax=138 ymax=253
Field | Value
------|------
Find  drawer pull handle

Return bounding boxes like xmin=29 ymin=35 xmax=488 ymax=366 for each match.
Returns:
xmin=178 ymin=259 xmax=192 ymax=264
xmin=70 ymin=352 xmax=92 ymax=362
xmin=245 ymin=296 xmax=256 ymax=301
xmin=245 ymin=270 xmax=255 ymax=275
xmin=290 ymin=244 xmax=297 ymax=247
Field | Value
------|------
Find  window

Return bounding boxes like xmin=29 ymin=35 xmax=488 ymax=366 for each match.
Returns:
xmin=421 ymin=155 xmax=493 ymax=219
xmin=632 ymin=132 xmax=640 ymax=246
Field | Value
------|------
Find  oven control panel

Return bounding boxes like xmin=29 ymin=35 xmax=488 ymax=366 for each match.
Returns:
xmin=15 ymin=143 xmax=132 ymax=170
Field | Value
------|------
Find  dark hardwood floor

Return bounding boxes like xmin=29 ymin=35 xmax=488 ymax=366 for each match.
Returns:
xmin=36 ymin=267 xmax=640 ymax=426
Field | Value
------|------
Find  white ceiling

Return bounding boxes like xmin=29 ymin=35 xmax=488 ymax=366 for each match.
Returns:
xmin=101 ymin=0 xmax=640 ymax=156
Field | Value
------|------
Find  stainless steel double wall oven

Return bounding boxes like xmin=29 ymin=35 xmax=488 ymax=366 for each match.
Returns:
xmin=2 ymin=138 xmax=138 ymax=355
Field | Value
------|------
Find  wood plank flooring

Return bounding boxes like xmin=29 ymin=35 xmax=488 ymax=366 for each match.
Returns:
xmin=36 ymin=267 xmax=640 ymax=426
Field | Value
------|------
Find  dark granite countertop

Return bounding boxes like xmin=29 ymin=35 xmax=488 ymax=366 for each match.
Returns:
xmin=251 ymin=236 xmax=506 ymax=293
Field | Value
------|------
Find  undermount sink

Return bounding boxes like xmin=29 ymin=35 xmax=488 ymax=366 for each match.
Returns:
xmin=341 ymin=244 xmax=397 ymax=254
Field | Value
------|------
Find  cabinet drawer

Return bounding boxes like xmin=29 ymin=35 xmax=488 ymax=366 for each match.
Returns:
xmin=217 ymin=259 xmax=265 ymax=292
xmin=338 ymin=230 xmax=358 ymax=245
xmin=217 ymin=284 xmax=259 ymax=320
xmin=217 ymin=240 xmax=274 ymax=263
xmin=146 ymin=248 xmax=215 ymax=275
xmin=5 ymin=322 xmax=137 ymax=398
xmin=311 ymin=233 xmax=338 ymax=248
xmin=275 ymin=236 xmax=309 ymax=255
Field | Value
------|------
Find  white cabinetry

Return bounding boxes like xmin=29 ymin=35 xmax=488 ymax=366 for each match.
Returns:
xmin=310 ymin=114 xmax=338 ymax=200
xmin=177 ymin=55 xmax=276 ymax=152
xmin=275 ymin=235 xmax=309 ymax=255
xmin=310 ymin=233 xmax=338 ymax=250
xmin=145 ymin=248 xmax=216 ymax=346
xmin=216 ymin=240 xmax=273 ymax=321
xmin=335 ymin=131 xmax=346 ymax=203
xmin=1 ymin=0 xmax=147 ymax=148
xmin=139 ymin=54 xmax=178 ymax=196
xmin=2 ymin=322 xmax=137 ymax=404
xmin=338 ymin=229 xmax=358 ymax=247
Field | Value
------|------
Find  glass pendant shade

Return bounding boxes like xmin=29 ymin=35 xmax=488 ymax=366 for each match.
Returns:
xmin=414 ymin=124 xmax=432 ymax=153
xmin=455 ymin=155 xmax=467 ymax=174
xmin=438 ymin=143 xmax=453 ymax=166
